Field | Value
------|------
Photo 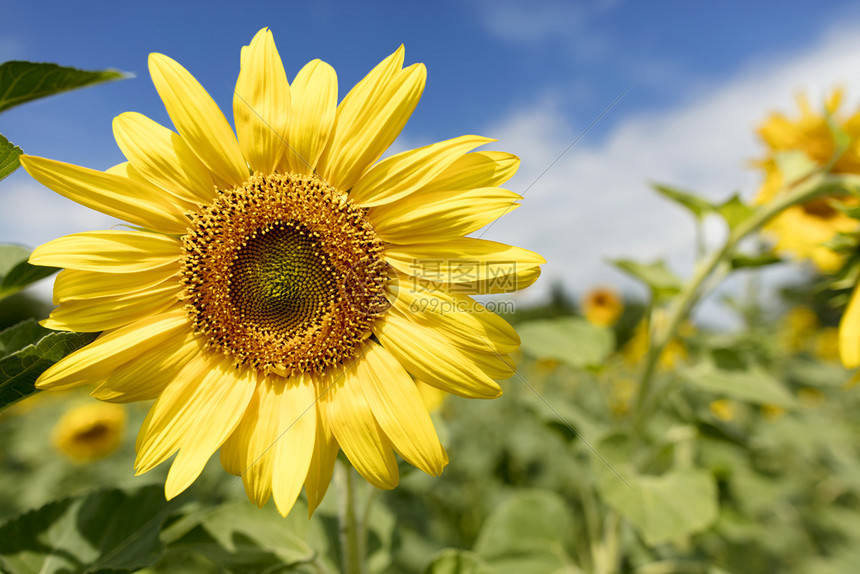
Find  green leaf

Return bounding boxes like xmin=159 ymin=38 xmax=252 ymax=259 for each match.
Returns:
xmin=0 ymin=244 xmax=29 ymax=277
xmin=0 ymin=132 xmax=22 ymax=181
xmin=717 ymin=194 xmax=754 ymax=230
xmin=425 ymin=549 xmax=496 ymax=574
xmin=774 ymin=150 xmax=819 ymax=185
xmin=0 ymin=318 xmax=50 ymax=356
xmin=0 ymin=244 xmax=59 ymax=300
xmin=0 ymin=321 xmax=97 ymax=411
xmin=0 ymin=61 xmax=128 ymax=114
xmin=475 ymin=490 xmax=573 ymax=558
xmin=610 ymin=258 xmax=682 ymax=299
xmin=606 ymin=469 xmax=718 ymax=545
xmin=0 ymin=485 xmax=181 ymax=574
xmin=652 ymin=183 xmax=714 ymax=219
xmin=517 ymin=317 xmax=615 ymax=369
xmin=164 ymin=500 xmax=317 ymax=570
xmin=0 ymin=260 xmax=58 ymax=299
xmin=473 ymin=490 xmax=577 ymax=574
xmin=593 ymin=436 xmax=718 ymax=546
xmin=729 ymin=252 xmax=782 ymax=270
xmin=682 ymin=364 xmax=799 ymax=408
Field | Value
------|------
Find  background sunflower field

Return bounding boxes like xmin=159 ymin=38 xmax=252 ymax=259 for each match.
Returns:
xmin=5 ymin=3 xmax=860 ymax=573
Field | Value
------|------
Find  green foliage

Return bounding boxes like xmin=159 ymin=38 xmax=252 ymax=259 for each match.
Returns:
xmin=729 ymin=251 xmax=782 ymax=270
xmin=0 ymin=485 xmax=181 ymax=573
xmin=517 ymin=317 xmax=614 ymax=369
xmin=0 ymin=244 xmax=59 ymax=300
xmin=0 ymin=133 xmax=22 ymax=182
xmin=683 ymin=364 xmax=799 ymax=408
xmin=473 ymin=490 xmax=577 ymax=573
xmin=0 ymin=61 xmax=128 ymax=180
xmin=424 ymin=550 xmax=495 ymax=574
xmin=652 ymin=183 xmax=714 ymax=219
xmin=609 ymin=258 xmax=682 ymax=299
xmin=0 ymin=319 xmax=96 ymax=409
xmin=0 ymin=61 xmax=126 ymax=114
xmin=593 ymin=434 xmax=718 ymax=545
xmin=774 ymin=149 xmax=820 ymax=185
xmin=716 ymin=194 xmax=755 ymax=230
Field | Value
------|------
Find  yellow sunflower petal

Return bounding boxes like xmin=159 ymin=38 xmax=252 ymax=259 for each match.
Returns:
xmin=30 ymin=230 xmax=182 ymax=273
xmin=234 ymin=27 xmax=291 ymax=175
xmin=349 ymin=135 xmax=494 ymax=207
xmin=149 ymin=53 xmax=249 ymax=188
xmin=42 ymin=280 xmax=180 ymax=332
xmin=53 ymin=265 xmax=180 ymax=303
xmin=385 ymin=238 xmax=544 ymax=294
xmin=389 ymin=277 xmax=519 ymax=353
xmin=19 ymin=155 xmax=188 ymax=234
xmin=370 ymin=187 xmax=521 ymax=244
xmin=325 ymin=357 xmax=399 ymax=489
xmin=220 ymin=374 xmax=276 ymax=507
xmin=91 ymin=333 xmax=201 ymax=403
xmin=304 ymin=398 xmax=339 ymax=517
xmin=106 ymin=162 xmax=200 ymax=214
xmin=280 ymin=59 xmax=337 ymax=176
xmin=134 ymin=354 xmax=215 ymax=476
xmin=136 ymin=358 xmax=256 ymax=499
xmin=373 ymin=308 xmax=503 ymax=399
xmin=271 ymin=375 xmax=317 ymax=516
xmin=840 ymin=284 xmax=860 ymax=368
xmin=420 ymin=150 xmax=520 ymax=194
xmin=358 ymin=343 xmax=446 ymax=476
xmin=113 ymin=111 xmax=215 ymax=204
xmin=37 ymin=309 xmax=189 ymax=390
xmin=317 ymin=47 xmax=426 ymax=191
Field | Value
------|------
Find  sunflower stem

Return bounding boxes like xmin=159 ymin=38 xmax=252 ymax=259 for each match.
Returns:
xmin=337 ymin=460 xmax=366 ymax=574
xmin=633 ymin=173 xmax=856 ymax=431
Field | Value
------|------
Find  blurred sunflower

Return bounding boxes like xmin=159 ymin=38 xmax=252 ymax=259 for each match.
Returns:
xmin=623 ymin=317 xmax=689 ymax=371
xmin=22 ymin=28 xmax=543 ymax=515
xmin=53 ymin=402 xmax=127 ymax=462
xmin=754 ymin=90 xmax=860 ymax=272
xmin=581 ymin=286 xmax=623 ymax=328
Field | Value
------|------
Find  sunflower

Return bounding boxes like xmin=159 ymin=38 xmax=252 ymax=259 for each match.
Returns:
xmin=754 ymin=90 xmax=860 ymax=272
xmin=21 ymin=28 xmax=543 ymax=516
xmin=52 ymin=402 xmax=127 ymax=462
xmin=581 ymin=286 xmax=623 ymax=328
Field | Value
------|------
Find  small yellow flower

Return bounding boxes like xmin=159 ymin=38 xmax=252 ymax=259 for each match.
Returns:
xmin=52 ymin=403 xmax=127 ymax=462
xmin=607 ymin=377 xmax=637 ymax=416
xmin=797 ymin=387 xmax=826 ymax=408
xmin=709 ymin=399 xmax=736 ymax=422
xmin=814 ymin=326 xmax=840 ymax=362
xmin=755 ymin=90 xmax=860 ymax=272
xmin=780 ymin=306 xmax=819 ymax=353
xmin=582 ymin=286 xmax=623 ymax=328
xmin=622 ymin=320 xmax=688 ymax=370
xmin=761 ymin=403 xmax=786 ymax=421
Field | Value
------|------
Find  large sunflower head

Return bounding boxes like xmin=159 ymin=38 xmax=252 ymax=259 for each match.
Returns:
xmin=21 ymin=28 xmax=543 ymax=516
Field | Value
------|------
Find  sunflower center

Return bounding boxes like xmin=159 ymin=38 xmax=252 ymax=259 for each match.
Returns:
xmin=181 ymin=172 xmax=389 ymax=376
xmin=801 ymin=197 xmax=838 ymax=220
xmin=75 ymin=422 xmax=110 ymax=443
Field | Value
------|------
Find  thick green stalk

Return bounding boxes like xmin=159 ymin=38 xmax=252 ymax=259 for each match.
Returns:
xmin=337 ymin=460 xmax=365 ymax=574
xmin=633 ymin=173 xmax=858 ymax=429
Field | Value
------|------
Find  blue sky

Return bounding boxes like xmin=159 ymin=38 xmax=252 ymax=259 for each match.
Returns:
xmin=4 ymin=0 xmax=860 ymax=314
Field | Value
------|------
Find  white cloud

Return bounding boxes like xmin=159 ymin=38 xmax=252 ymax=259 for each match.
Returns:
xmin=473 ymin=0 xmax=619 ymax=62
xmin=479 ymin=19 xmax=860 ymax=318
xmin=0 ymin=175 xmax=121 ymax=300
